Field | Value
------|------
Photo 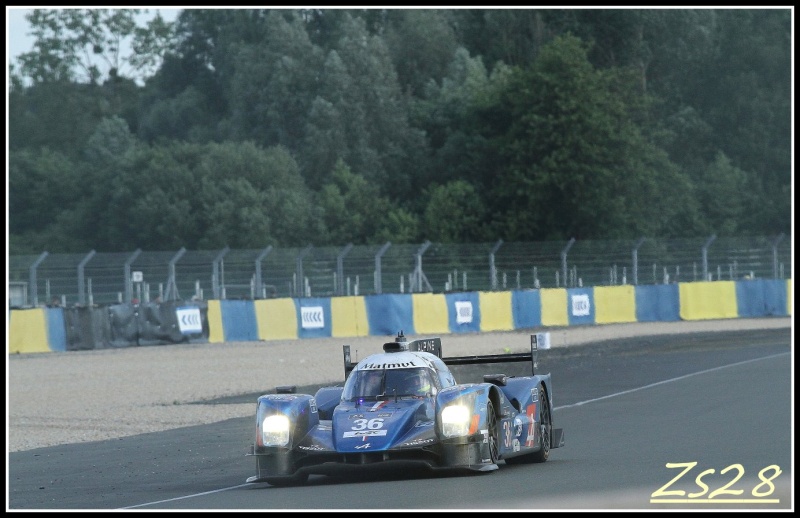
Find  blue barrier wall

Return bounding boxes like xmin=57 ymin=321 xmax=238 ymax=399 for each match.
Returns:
xmin=512 ymin=289 xmax=542 ymax=329
xmin=365 ymin=294 xmax=415 ymax=336
xmin=445 ymin=291 xmax=481 ymax=334
xmin=735 ymin=279 xmax=788 ymax=317
xmin=635 ymin=284 xmax=681 ymax=322
xmin=9 ymin=278 xmax=791 ymax=352
xmin=295 ymin=297 xmax=333 ymax=339
xmin=219 ymin=299 xmax=258 ymax=342
xmin=45 ymin=306 xmax=67 ymax=352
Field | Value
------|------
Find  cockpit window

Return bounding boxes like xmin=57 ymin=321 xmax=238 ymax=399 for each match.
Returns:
xmin=343 ymin=367 xmax=436 ymax=400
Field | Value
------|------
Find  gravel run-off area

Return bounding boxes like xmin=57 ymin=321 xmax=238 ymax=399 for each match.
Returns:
xmin=7 ymin=317 xmax=792 ymax=453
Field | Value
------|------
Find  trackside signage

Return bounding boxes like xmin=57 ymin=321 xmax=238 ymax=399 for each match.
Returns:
xmin=301 ymin=306 xmax=325 ymax=329
xmin=455 ymin=301 xmax=473 ymax=324
xmin=176 ymin=306 xmax=203 ymax=334
xmin=571 ymin=294 xmax=591 ymax=317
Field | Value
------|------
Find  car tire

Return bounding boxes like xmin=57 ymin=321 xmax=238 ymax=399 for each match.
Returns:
xmin=486 ymin=400 xmax=500 ymax=464
xmin=529 ymin=385 xmax=551 ymax=463
xmin=505 ymin=384 xmax=551 ymax=465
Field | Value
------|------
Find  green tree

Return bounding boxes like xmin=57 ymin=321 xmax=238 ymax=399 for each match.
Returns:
xmin=488 ymin=34 xmax=697 ymax=240
xmin=227 ymin=10 xmax=323 ymax=150
xmin=316 ymin=160 xmax=386 ymax=244
xmin=694 ymin=152 xmax=749 ymax=236
xmin=103 ymin=142 xmax=204 ymax=250
xmin=71 ymin=116 xmax=142 ymax=249
xmin=412 ymin=46 xmax=511 ymax=196
xmin=384 ymin=10 xmax=459 ymax=97
xmin=332 ymin=13 xmax=428 ymax=198
xmin=8 ymin=148 xmax=83 ymax=253
xmin=373 ymin=208 xmax=420 ymax=245
xmin=299 ymin=52 xmax=352 ymax=188
xmin=450 ymin=9 xmax=553 ymax=69
xmin=8 ymin=81 xmax=108 ymax=157
xmin=422 ymin=180 xmax=487 ymax=243
xmin=137 ymin=86 xmax=218 ymax=143
xmin=195 ymin=142 xmax=324 ymax=248
xmin=316 ymin=159 xmax=424 ymax=245
xmin=15 ymin=8 xmax=174 ymax=85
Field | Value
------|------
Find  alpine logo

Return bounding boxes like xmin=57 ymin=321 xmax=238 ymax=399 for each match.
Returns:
xmin=301 ymin=306 xmax=325 ymax=329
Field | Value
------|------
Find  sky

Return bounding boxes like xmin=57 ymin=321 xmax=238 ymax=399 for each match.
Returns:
xmin=6 ymin=7 xmax=182 ymax=65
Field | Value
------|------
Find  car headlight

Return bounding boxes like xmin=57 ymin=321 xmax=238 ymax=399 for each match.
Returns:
xmin=261 ymin=414 xmax=291 ymax=446
xmin=441 ymin=404 xmax=471 ymax=438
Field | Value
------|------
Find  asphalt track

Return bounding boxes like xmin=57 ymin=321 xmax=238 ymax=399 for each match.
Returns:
xmin=8 ymin=327 xmax=793 ymax=511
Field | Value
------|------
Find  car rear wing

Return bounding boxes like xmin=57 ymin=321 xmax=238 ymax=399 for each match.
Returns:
xmin=342 ymin=332 xmax=550 ymax=380
xmin=442 ymin=333 xmax=549 ymax=376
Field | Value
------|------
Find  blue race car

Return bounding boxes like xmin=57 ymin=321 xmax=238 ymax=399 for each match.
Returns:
xmin=246 ymin=331 xmax=564 ymax=486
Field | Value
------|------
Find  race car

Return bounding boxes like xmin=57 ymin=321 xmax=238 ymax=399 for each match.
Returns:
xmin=246 ymin=331 xmax=564 ymax=486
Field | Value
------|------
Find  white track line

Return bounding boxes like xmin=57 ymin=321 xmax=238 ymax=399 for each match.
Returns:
xmin=554 ymin=351 xmax=790 ymax=411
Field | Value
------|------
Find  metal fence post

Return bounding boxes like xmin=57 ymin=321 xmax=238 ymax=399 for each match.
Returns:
xmin=29 ymin=252 xmax=48 ymax=306
xmin=413 ymin=241 xmax=432 ymax=292
xmin=77 ymin=250 xmax=96 ymax=305
xmin=632 ymin=237 xmax=646 ymax=285
xmin=212 ymin=246 xmax=230 ymax=299
xmin=296 ymin=245 xmax=313 ymax=297
xmin=165 ymin=247 xmax=186 ymax=301
xmin=374 ymin=242 xmax=391 ymax=294
xmin=561 ymin=238 xmax=576 ymax=288
xmin=124 ymin=249 xmax=142 ymax=303
xmin=490 ymin=239 xmax=503 ymax=291
xmin=337 ymin=243 xmax=353 ymax=296
xmin=702 ymin=235 xmax=717 ymax=281
xmin=772 ymin=233 xmax=785 ymax=278
xmin=255 ymin=245 xmax=273 ymax=298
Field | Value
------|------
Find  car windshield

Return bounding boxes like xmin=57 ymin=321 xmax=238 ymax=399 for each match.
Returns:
xmin=343 ymin=368 xmax=434 ymax=401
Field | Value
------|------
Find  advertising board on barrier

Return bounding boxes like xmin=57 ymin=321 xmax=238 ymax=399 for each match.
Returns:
xmin=176 ymin=306 xmax=203 ymax=334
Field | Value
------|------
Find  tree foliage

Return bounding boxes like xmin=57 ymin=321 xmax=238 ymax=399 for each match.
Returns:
xmin=8 ymin=8 xmax=791 ymax=255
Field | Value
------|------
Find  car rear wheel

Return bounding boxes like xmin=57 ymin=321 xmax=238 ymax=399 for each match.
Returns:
xmin=530 ymin=386 xmax=551 ymax=463
xmin=486 ymin=400 xmax=499 ymax=464
xmin=505 ymin=384 xmax=551 ymax=465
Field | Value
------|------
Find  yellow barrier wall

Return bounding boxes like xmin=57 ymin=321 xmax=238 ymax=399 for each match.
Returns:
xmin=594 ymin=285 xmax=637 ymax=324
xmin=679 ymin=281 xmax=738 ymax=320
xmin=331 ymin=296 xmax=369 ymax=338
xmin=478 ymin=291 xmax=514 ymax=331
xmin=254 ymin=298 xmax=299 ymax=341
xmin=540 ymin=288 xmax=568 ymax=327
xmin=9 ymin=308 xmax=50 ymax=354
xmin=412 ymin=293 xmax=450 ymax=334
xmin=206 ymin=300 xmax=225 ymax=343
xmin=788 ymin=279 xmax=793 ymax=315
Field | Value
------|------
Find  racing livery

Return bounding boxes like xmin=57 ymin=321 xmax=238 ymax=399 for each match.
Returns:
xmin=246 ymin=332 xmax=564 ymax=486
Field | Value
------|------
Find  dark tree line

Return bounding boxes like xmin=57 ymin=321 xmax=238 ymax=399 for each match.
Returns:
xmin=8 ymin=8 xmax=792 ymax=254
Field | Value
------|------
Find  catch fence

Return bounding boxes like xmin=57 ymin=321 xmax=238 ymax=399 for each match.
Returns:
xmin=7 ymin=235 xmax=791 ymax=307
